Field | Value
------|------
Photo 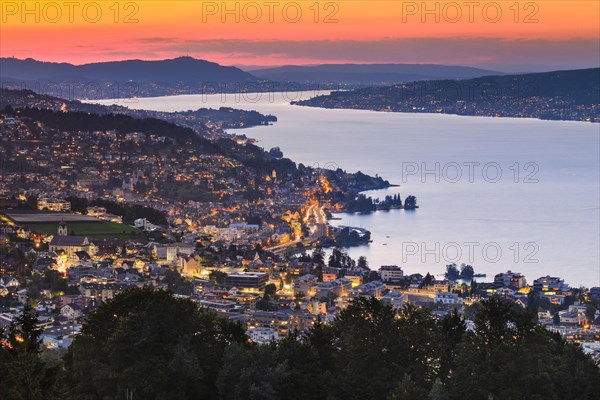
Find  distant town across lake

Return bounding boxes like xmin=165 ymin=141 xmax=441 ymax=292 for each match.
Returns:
xmin=96 ymin=92 xmax=600 ymax=287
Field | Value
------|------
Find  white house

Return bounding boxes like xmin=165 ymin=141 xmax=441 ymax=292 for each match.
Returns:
xmin=434 ymin=292 xmax=463 ymax=305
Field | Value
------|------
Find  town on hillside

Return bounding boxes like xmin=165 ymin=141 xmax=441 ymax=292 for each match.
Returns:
xmin=0 ymin=92 xmax=599 ymax=364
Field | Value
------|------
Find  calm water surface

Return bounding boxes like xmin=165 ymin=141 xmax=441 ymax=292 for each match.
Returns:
xmin=95 ymin=92 xmax=600 ymax=287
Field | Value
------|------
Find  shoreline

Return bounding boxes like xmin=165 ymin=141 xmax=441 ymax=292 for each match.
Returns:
xmin=90 ymin=92 xmax=597 ymax=125
xmin=92 ymin=93 xmax=598 ymax=287
xmin=290 ymin=102 xmax=599 ymax=124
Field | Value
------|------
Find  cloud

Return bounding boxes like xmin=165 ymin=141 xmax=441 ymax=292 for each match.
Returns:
xmin=134 ymin=37 xmax=600 ymax=71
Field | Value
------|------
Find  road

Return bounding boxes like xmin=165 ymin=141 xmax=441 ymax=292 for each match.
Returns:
xmin=265 ymin=204 xmax=328 ymax=254
xmin=305 ymin=204 xmax=327 ymax=225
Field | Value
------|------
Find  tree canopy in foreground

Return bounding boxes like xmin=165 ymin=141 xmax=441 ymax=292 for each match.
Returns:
xmin=1 ymin=288 xmax=599 ymax=400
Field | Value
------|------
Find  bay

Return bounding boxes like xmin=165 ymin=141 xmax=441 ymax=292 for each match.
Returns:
xmin=95 ymin=91 xmax=600 ymax=287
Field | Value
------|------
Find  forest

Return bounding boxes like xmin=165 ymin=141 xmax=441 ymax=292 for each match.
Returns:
xmin=1 ymin=288 xmax=599 ymax=400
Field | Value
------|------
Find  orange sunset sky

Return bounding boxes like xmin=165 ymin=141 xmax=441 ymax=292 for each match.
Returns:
xmin=1 ymin=1 xmax=599 ymax=71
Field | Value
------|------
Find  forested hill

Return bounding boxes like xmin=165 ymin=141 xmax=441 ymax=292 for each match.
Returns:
xmin=0 ymin=91 xmax=388 ymax=191
xmin=0 ymin=57 xmax=257 ymax=84
xmin=294 ymin=68 xmax=600 ymax=122
xmin=0 ymin=89 xmax=277 ymax=136
xmin=0 ymin=57 xmax=266 ymax=98
xmin=0 ymin=104 xmax=299 ymax=181
xmin=3 ymin=106 xmax=205 ymax=146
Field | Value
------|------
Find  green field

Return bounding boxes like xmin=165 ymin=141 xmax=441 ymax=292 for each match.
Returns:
xmin=23 ymin=221 xmax=140 ymax=238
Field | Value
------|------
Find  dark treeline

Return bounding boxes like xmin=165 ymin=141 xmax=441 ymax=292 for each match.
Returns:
xmin=2 ymin=105 xmax=299 ymax=179
xmin=4 ymin=106 xmax=214 ymax=147
xmin=327 ymin=247 xmax=357 ymax=270
xmin=334 ymin=227 xmax=371 ymax=246
xmin=345 ymin=194 xmax=377 ymax=212
xmin=181 ymin=107 xmax=277 ymax=128
xmin=1 ymin=288 xmax=598 ymax=400
xmin=445 ymin=263 xmax=475 ymax=281
xmin=66 ymin=196 xmax=168 ymax=225
xmin=346 ymin=193 xmax=417 ymax=213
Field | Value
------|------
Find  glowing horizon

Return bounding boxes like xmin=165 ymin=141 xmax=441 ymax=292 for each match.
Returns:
xmin=1 ymin=1 xmax=599 ymax=71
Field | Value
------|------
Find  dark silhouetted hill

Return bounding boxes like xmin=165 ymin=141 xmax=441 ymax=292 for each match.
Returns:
xmin=251 ymin=63 xmax=501 ymax=85
xmin=295 ymin=68 xmax=600 ymax=122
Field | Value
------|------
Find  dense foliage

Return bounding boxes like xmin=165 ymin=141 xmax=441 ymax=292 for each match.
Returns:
xmin=181 ymin=107 xmax=277 ymax=128
xmin=445 ymin=263 xmax=476 ymax=281
xmin=67 ymin=196 xmax=168 ymax=225
xmin=334 ymin=227 xmax=371 ymax=246
xmin=63 ymin=288 xmax=246 ymax=399
xmin=218 ymin=298 xmax=600 ymax=400
xmin=1 ymin=290 xmax=598 ymax=400
xmin=345 ymin=193 xmax=377 ymax=213
xmin=5 ymin=106 xmax=211 ymax=146
xmin=0 ymin=304 xmax=69 ymax=399
xmin=345 ymin=193 xmax=417 ymax=213
xmin=2 ymin=105 xmax=298 ymax=179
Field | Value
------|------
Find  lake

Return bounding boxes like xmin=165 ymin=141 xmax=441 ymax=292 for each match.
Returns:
xmin=95 ymin=91 xmax=600 ymax=287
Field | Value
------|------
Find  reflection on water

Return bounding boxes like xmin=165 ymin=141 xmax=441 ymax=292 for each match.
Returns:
xmin=95 ymin=93 xmax=600 ymax=287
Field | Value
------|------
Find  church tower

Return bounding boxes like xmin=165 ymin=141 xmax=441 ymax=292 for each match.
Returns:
xmin=58 ymin=220 xmax=68 ymax=236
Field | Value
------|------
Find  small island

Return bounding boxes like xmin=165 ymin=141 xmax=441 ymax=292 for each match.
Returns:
xmin=344 ymin=193 xmax=418 ymax=213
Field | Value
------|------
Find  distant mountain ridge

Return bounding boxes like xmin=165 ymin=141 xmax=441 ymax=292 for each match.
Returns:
xmin=0 ymin=57 xmax=553 ymax=100
xmin=0 ymin=57 xmax=257 ymax=84
xmin=251 ymin=63 xmax=502 ymax=85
